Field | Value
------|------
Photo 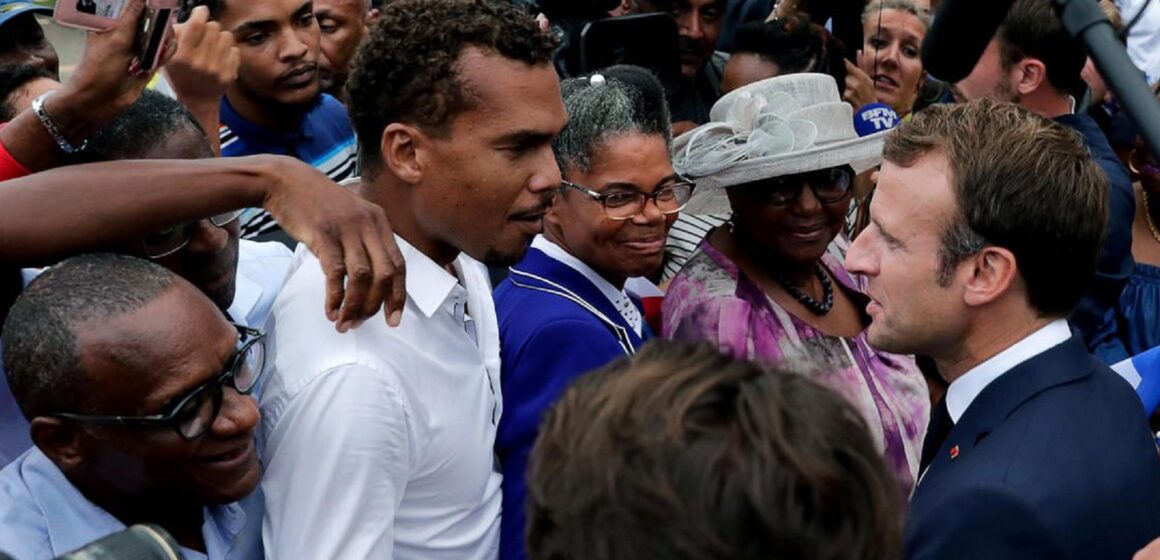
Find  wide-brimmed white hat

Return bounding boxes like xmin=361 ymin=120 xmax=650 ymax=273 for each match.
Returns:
xmin=673 ymin=73 xmax=888 ymax=215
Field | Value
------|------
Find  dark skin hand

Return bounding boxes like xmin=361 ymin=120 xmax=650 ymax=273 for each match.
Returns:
xmin=1 ymin=0 xmax=158 ymax=172
xmin=0 ymin=155 xmax=406 ymax=331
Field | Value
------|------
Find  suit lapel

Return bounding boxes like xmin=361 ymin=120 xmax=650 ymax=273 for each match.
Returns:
xmin=924 ymin=336 xmax=1094 ymax=475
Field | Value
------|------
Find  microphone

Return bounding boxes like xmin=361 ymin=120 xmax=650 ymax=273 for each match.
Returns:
xmin=853 ymin=102 xmax=900 ymax=136
xmin=921 ymin=0 xmax=1016 ymax=83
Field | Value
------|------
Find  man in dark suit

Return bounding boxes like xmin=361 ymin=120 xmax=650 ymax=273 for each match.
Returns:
xmin=846 ymin=98 xmax=1160 ymax=558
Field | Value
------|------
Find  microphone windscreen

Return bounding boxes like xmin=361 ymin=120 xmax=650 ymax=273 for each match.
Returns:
xmin=920 ymin=0 xmax=1015 ymax=83
xmin=853 ymin=102 xmax=900 ymax=136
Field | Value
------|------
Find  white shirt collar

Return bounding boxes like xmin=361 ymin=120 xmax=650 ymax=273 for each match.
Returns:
xmin=945 ymin=319 xmax=1072 ymax=423
xmin=226 ymin=268 xmax=262 ymax=324
xmin=396 ymin=235 xmax=460 ymax=319
xmin=531 ymin=235 xmax=642 ymax=336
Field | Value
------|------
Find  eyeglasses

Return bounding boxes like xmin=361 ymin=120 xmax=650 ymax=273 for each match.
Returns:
xmin=53 ymin=325 xmax=267 ymax=441
xmin=559 ymin=179 xmax=694 ymax=220
xmin=743 ymin=165 xmax=855 ymax=206
xmin=143 ymin=210 xmax=244 ymax=259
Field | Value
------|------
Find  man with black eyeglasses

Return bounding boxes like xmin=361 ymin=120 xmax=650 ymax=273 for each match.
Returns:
xmin=0 ymin=253 xmax=266 ymax=559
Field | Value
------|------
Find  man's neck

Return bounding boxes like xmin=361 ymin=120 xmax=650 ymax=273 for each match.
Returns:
xmin=933 ymin=311 xmax=1057 ymax=384
xmin=1021 ymin=88 xmax=1073 ymax=119
xmin=354 ymin=177 xmax=460 ymax=267
xmin=225 ymin=90 xmax=308 ymax=134
xmin=70 ymin=476 xmax=207 ymax=552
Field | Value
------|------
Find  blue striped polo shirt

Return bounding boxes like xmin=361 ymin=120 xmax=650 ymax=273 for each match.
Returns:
xmin=219 ymin=94 xmax=358 ymax=241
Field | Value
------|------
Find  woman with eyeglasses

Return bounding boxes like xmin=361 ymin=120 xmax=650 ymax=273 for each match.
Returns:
xmin=493 ymin=66 xmax=688 ymax=560
xmin=662 ymin=74 xmax=928 ymax=493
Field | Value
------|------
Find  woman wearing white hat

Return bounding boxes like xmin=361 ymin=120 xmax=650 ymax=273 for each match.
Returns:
xmin=661 ymin=73 xmax=929 ymax=492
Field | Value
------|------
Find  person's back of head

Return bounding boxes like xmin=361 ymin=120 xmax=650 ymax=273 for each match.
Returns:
xmin=66 ymin=89 xmax=212 ymax=164
xmin=526 ymin=340 xmax=902 ymax=560
xmin=884 ymin=98 xmax=1107 ymax=317
xmin=0 ymin=62 xmax=56 ymax=121
xmin=997 ymin=0 xmax=1086 ymax=96
xmin=726 ymin=12 xmax=847 ymax=94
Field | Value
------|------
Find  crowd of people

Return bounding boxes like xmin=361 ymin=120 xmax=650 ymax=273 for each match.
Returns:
xmin=0 ymin=0 xmax=1159 ymax=558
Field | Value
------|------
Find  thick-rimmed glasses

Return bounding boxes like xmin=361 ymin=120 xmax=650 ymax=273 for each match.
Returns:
xmin=559 ymin=179 xmax=694 ymax=220
xmin=744 ymin=165 xmax=855 ymax=206
xmin=143 ymin=210 xmax=244 ymax=259
xmin=53 ymin=325 xmax=267 ymax=441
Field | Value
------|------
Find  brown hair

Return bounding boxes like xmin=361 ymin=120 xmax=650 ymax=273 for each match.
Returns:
xmin=526 ymin=340 xmax=902 ymax=560
xmin=884 ymin=99 xmax=1108 ymax=316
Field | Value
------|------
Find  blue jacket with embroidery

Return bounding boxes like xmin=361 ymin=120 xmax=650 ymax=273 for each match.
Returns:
xmin=493 ymin=247 xmax=651 ymax=560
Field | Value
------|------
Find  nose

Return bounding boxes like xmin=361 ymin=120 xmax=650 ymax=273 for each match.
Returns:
xmin=631 ymin=194 xmax=667 ymax=226
xmin=677 ymin=12 xmax=703 ymax=40
xmin=845 ymin=228 xmax=877 ymax=276
xmin=791 ymin=182 xmax=824 ymax=216
xmin=878 ymin=42 xmax=900 ymax=67
xmin=211 ymin=387 xmax=261 ymax=438
xmin=528 ymin=146 xmax=563 ymax=196
xmin=279 ymin=27 xmax=310 ymax=62
xmin=183 ymin=219 xmax=231 ymax=255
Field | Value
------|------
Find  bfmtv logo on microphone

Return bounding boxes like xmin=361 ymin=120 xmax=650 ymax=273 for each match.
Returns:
xmin=854 ymin=102 xmax=900 ymax=137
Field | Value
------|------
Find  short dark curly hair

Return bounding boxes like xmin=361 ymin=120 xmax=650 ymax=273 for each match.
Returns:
xmin=347 ymin=0 xmax=559 ymax=178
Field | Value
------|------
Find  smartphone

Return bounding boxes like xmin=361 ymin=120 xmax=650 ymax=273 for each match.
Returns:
xmin=54 ymin=0 xmax=178 ymax=72
xmin=576 ymin=13 xmax=683 ymax=96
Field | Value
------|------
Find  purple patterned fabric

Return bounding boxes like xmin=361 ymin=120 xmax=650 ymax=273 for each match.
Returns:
xmin=662 ymin=235 xmax=930 ymax=493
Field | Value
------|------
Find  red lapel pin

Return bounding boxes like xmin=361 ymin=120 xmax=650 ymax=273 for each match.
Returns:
xmin=949 ymin=445 xmax=960 ymax=459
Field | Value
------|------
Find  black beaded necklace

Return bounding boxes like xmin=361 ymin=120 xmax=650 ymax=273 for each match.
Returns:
xmin=731 ymin=222 xmax=836 ymax=316
xmin=769 ymin=262 xmax=834 ymax=315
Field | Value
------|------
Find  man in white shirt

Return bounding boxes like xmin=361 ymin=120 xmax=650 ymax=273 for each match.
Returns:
xmin=845 ymin=99 xmax=1160 ymax=559
xmin=258 ymin=1 xmax=566 ymax=557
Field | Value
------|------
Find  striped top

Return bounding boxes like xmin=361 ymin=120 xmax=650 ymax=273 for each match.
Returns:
xmin=661 ymin=212 xmax=730 ymax=281
xmin=219 ymin=94 xmax=358 ymax=241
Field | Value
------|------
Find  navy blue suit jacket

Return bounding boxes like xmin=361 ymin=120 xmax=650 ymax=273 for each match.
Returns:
xmin=1057 ymin=113 xmax=1135 ymax=363
xmin=905 ymin=336 xmax=1160 ymax=559
xmin=493 ymin=247 xmax=651 ymax=560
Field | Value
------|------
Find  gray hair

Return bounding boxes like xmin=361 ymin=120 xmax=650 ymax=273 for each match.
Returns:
xmin=553 ymin=66 xmax=673 ymax=176
xmin=862 ymin=0 xmax=931 ymax=30
xmin=2 ymin=254 xmax=179 ymax=419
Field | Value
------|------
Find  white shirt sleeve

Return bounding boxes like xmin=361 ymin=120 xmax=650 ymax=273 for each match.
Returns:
xmin=261 ymin=363 xmax=414 ymax=559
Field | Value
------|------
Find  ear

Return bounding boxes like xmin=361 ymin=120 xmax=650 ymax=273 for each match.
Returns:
xmin=916 ymin=69 xmax=928 ymax=95
xmin=380 ymin=122 xmax=424 ymax=185
xmin=364 ymin=8 xmax=380 ymax=28
xmin=30 ymin=417 xmax=88 ymax=473
xmin=1014 ymin=59 xmax=1047 ymax=96
xmin=962 ymin=247 xmax=1018 ymax=308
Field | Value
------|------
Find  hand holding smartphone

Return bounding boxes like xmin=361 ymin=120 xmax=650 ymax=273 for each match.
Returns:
xmin=54 ymin=0 xmax=179 ymax=72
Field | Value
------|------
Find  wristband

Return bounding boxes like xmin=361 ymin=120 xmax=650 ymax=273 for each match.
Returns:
xmin=31 ymin=92 xmax=88 ymax=154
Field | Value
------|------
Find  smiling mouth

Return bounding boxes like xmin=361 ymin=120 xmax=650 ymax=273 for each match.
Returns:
xmin=201 ymin=441 xmax=252 ymax=465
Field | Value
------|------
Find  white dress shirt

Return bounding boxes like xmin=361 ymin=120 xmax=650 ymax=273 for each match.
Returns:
xmin=531 ymin=235 xmax=643 ymax=336
xmin=258 ymin=237 xmax=502 ymax=559
xmin=945 ymin=319 xmax=1072 ymax=422
xmin=227 ymin=240 xmax=293 ymax=328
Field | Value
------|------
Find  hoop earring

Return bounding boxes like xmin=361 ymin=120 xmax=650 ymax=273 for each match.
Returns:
xmin=1129 ymin=149 xmax=1141 ymax=175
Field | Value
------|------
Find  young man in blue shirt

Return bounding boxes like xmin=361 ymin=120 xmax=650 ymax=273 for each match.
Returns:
xmin=202 ymin=0 xmax=358 ymax=244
